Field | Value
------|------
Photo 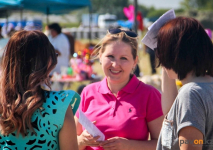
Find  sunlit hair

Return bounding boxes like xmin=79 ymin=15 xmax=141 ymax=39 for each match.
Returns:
xmin=0 ymin=30 xmax=57 ymax=136
xmin=91 ymin=29 xmax=138 ymax=61
xmin=156 ymin=17 xmax=213 ymax=80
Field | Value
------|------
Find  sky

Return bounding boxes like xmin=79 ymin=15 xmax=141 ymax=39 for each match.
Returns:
xmin=138 ymin=0 xmax=183 ymax=9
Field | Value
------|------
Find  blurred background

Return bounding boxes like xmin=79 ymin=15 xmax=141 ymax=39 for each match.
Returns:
xmin=0 ymin=0 xmax=212 ymax=93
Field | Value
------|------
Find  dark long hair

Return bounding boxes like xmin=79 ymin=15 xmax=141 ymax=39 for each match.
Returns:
xmin=0 ymin=30 xmax=57 ymax=136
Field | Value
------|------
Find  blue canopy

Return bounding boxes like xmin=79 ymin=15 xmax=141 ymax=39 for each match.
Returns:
xmin=0 ymin=0 xmax=91 ymax=14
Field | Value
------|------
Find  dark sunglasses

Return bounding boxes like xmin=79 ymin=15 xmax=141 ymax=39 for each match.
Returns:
xmin=108 ymin=28 xmax=138 ymax=38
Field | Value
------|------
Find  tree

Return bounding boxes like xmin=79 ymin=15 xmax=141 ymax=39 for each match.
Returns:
xmin=146 ymin=8 xmax=169 ymax=18
xmin=180 ymin=0 xmax=213 ymax=10
xmin=138 ymin=4 xmax=149 ymax=17
xmin=91 ymin=0 xmax=129 ymax=19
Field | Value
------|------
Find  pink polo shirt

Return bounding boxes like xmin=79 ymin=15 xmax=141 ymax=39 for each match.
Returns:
xmin=76 ymin=75 xmax=163 ymax=150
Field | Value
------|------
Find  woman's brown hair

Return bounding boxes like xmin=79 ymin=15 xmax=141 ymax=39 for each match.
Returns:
xmin=0 ymin=30 xmax=57 ymax=136
xmin=156 ymin=17 xmax=213 ymax=80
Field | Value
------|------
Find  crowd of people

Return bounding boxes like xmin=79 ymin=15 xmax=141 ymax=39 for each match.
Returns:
xmin=0 ymin=12 xmax=213 ymax=150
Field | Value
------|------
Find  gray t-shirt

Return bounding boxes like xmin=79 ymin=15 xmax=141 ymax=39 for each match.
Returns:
xmin=157 ymin=82 xmax=213 ymax=150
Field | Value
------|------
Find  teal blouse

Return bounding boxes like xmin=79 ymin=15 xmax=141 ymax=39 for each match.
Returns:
xmin=0 ymin=90 xmax=80 ymax=150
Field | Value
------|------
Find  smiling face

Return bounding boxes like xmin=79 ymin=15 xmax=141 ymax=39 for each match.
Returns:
xmin=100 ymin=41 xmax=138 ymax=85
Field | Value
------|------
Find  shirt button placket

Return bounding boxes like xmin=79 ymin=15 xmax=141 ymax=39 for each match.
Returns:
xmin=111 ymin=97 xmax=117 ymax=116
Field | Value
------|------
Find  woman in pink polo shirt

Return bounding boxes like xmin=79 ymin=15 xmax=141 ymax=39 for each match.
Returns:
xmin=75 ymin=28 xmax=163 ymax=150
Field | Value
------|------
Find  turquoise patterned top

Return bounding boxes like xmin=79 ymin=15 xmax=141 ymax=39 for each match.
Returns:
xmin=0 ymin=90 xmax=80 ymax=150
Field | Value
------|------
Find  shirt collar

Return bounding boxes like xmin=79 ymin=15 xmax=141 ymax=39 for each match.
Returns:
xmin=97 ymin=75 xmax=140 ymax=94
xmin=121 ymin=75 xmax=140 ymax=93
xmin=97 ymin=77 xmax=111 ymax=94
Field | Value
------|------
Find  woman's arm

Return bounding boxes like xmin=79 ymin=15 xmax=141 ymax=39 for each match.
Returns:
xmin=100 ymin=116 xmax=164 ymax=150
xmin=75 ymin=116 xmax=86 ymax=150
xmin=161 ymin=68 xmax=178 ymax=114
xmin=59 ymin=106 xmax=78 ymax=150
xmin=179 ymin=126 xmax=203 ymax=150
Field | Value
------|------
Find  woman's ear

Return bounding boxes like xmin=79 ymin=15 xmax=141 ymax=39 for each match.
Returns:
xmin=134 ymin=56 xmax=138 ymax=67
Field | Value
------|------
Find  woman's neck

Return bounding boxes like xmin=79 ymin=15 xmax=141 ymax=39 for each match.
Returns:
xmin=107 ymin=77 xmax=131 ymax=96
xmin=181 ymin=72 xmax=213 ymax=85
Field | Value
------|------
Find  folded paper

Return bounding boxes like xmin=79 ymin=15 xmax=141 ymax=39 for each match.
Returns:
xmin=141 ymin=9 xmax=176 ymax=50
xmin=78 ymin=109 xmax=105 ymax=141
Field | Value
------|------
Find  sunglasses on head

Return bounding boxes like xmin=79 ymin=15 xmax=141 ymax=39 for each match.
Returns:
xmin=108 ymin=28 xmax=138 ymax=38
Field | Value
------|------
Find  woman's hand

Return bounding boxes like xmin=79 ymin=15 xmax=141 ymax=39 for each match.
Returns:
xmin=78 ymin=129 xmax=101 ymax=147
xmin=99 ymin=137 xmax=130 ymax=150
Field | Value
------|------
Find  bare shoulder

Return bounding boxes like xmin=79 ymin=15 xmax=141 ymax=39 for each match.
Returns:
xmin=59 ymin=106 xmax=78 ymax=150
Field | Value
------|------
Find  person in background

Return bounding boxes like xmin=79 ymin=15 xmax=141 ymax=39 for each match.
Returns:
xmin=44 ymin=25 xmax=50 ymax=37
xmin=0 ymin=30 xmax=79 ymax=150
xmin=15 ymin=22 xmax=22 ymax=31
xmin=145 ymin=45 xmax=156 ymax=74
xmin=0 ymin=24 xmax=16 ymax=62
xmin=74 ymin=28 xmax=163 ymax=150
xmin=1 ymin=23 xmax=8 ymax=38
xmin=0 ymin=25 xmax=3 ymax=39
xmin=48 ymin=23 xmax=70 ymax=74
xmin=153 ymin=17 xmax=213 ymax=150
xmin=134 ymin=64 xmax=141 ymax=77
xmin=24 ymin=22 xmax=36 ymax=31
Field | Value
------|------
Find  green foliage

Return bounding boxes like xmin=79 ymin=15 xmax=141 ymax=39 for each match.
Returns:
xmin=138 ymin=5 xmax=149 ymax=17
xmin=59 ymin=22 xmax=80 ymax=28
xmin=91 ymin=0 xmax=129 ymax=19
xmin=180 ymin=0 xmax=196 ymax=10
xmin=180 ymin=0 xmax=213 ymax=10
xmin=0 ymin=9 xmax=11 ymax=18
xmin=178 ymin=0 xmax=213 ymax=29
xmin=69 ymin=0 xmax=213 ymax=28
xmin=175 ymin=8 xmax=185 ymax=14
xmin=137 ymin=4 xmax=184 ymax=19
xmin=146 ymin=9 xmax=170 ymax=18
xmin=70 ymin=0 xmax=185 ymax=23
xmin=195 ymin=0 xmax=213 ymax=10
